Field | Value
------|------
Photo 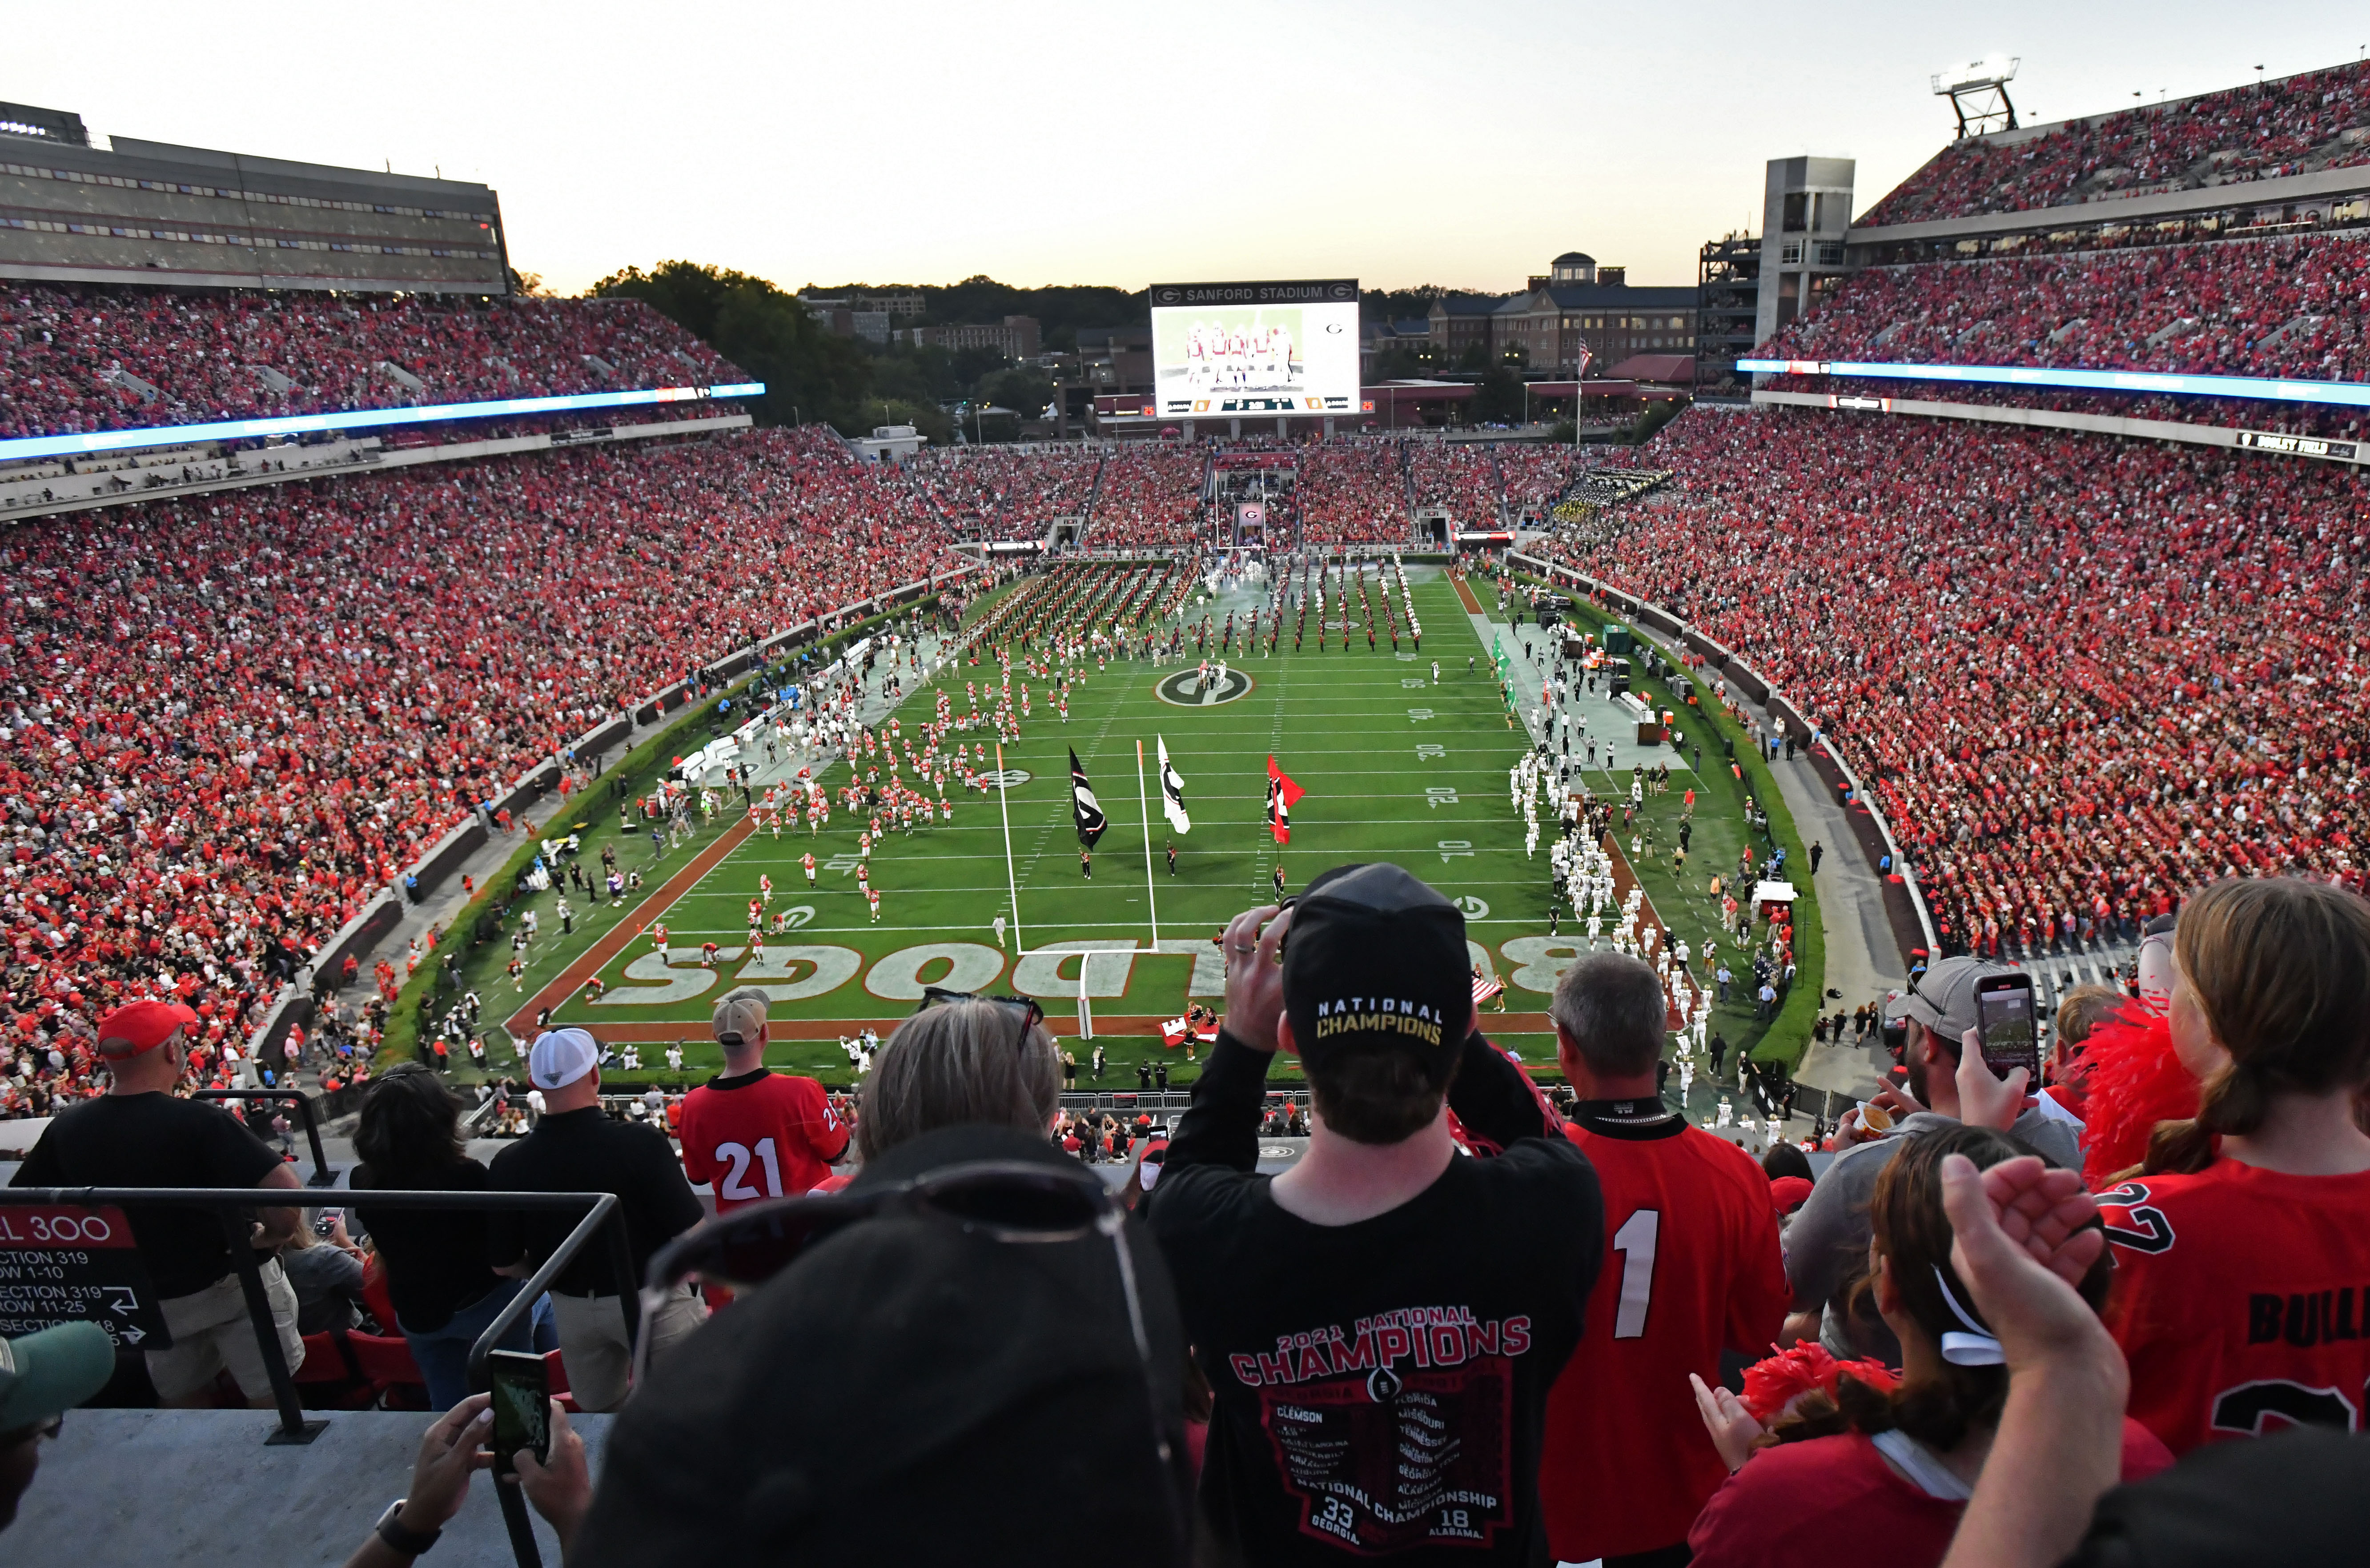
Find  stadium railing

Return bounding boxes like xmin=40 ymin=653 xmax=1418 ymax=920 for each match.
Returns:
xmin=0 ymin=1187 xmax=635 ymax=1567
xmin=193 ymin=1088 xmax=336 ymax=1188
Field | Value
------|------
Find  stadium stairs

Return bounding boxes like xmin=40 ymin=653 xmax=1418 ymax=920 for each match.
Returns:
xmin=13 ymin=1408 xmax=613 ymax=1567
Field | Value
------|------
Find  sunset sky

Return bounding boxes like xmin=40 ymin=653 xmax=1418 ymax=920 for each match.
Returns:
xmin=13 ymin=1 xmax=2356 ymax=295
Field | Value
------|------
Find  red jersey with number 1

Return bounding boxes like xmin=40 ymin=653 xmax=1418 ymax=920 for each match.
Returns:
xmin=2100 ymin=1159 xmax=2370 ymax=1455
xmin=1539 ymin=1102 xmax=1792 ymax=1562
xmin=678 ymin=1069 xmax=849 ymax=1211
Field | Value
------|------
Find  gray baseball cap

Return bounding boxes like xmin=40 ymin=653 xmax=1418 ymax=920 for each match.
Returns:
xmin=1883 ymin=955 xmax=2020 ymax=1042
xmin=712 ymin=986 xmax=771 ymax=1047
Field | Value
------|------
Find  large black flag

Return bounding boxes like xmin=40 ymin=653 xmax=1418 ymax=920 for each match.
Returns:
xmin=1070 ymin=748 xmax=1108 ymax=848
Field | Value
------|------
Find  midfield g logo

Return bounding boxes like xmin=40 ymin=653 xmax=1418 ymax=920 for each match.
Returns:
xmin=1155 ymin=666 xmax=1255 ymax=708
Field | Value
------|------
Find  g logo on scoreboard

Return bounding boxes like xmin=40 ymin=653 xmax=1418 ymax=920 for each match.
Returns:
xmin=1155 ymin=668 xmax=1254 ymax=708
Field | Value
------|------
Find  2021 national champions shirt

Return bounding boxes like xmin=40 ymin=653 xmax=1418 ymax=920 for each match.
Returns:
xmin=1151 ymin=1079 xmax=1602 ymax=1564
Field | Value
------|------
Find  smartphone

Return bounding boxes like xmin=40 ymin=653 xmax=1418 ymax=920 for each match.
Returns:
xmin=486 ymin=1349 xmax=550 ymax=1474
xmin=1973 ymin=973 xmax=2040 ymax=1085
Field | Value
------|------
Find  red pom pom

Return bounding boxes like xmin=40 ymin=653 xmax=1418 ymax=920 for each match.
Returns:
xmin=1738 ymin=1342 xmax=1902 ymax=1424
xmin=2074 ymin=1003 xmax=2200 ymax=1187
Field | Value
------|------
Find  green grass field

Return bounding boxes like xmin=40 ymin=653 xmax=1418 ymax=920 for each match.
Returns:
xmin=422 ymin=561 xmax=1808 ymax=1113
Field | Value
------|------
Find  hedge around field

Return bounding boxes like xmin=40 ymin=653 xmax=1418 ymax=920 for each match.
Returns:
xmin=1493 ymin=565 xmax=1826 ymax=1071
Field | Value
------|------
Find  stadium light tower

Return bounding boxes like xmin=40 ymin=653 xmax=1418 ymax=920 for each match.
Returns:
xmin=1932 ymin=54 xmax=2021 ymax=139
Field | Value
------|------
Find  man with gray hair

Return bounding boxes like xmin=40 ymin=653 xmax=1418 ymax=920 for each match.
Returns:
xmin=1536 ymin=951 xmax=1792 ymax=1567
xmin=679 ymin=987 xmax=849 ymax=1212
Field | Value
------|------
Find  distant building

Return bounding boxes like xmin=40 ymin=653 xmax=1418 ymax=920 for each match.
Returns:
xmin=1362 ymin=316 xmax=1432 ymax=376
xmin=803 ymin=304 xmax=893 ymax=344
xmin=898 ymin=315 xmax=1041 ymax=359
xmin=1426 ymin=296 xmax=1504 ymax=364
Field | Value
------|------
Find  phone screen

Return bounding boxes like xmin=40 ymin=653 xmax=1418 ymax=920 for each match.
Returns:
xmin=487 ymin=1350 xmax=550 ymax=1473
xmin=1975 ymin=981 xmax=2040 ymax=1084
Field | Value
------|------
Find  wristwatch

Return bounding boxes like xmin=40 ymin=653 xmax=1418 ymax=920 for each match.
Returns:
xmin=375 ymin=1498 xmax=442 ymax=1557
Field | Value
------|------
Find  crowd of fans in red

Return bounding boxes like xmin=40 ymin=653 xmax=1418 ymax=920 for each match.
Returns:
xmin=1084 ymin=443 xmax=1208 ymax=549
xmin=0 ymin=285 xmax=740 ymax=440
xmin=1761 ymin=232 xmax=2370 ymax=383
xmin=1539 ymin=407 xmax=2369 ymax=957
xmin=1292 ymin=439 xmax=1415 ymax=542
xmin=1858 ymin=59 xmax=2370 ymax=227
xmin=1406 ymin=439 xmax=1502 ymax=524
xmin=0 ymin=427 xmax=961 ymax=1115
xmin=898 ymin=445 xmax=1101 ymax=542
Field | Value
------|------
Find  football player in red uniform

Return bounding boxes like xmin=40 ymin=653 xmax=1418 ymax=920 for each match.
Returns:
xmin=2099 ymin=877 xmax=2370 ymax=1456
xmin=678 ymin=988 xmax=848 ymax=1213
xmin=1537 ymin=952 xmax=1791 ymax=1564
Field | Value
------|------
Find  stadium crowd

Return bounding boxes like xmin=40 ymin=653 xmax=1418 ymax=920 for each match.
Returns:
xmin=0 ymin=426 xmax=961 ymax=1114
xmin=13 ymin=867 xmax=2370 ymax=1568
xmin=1859 ymin=58 xmax=2370 ymax=226
xmin=1538 ymin=407 xmax=2369 ymax=957
xmin=1761 ymin=233 xmax=2370 ymax=383
xmin=1083 ymin=443 xmax=1207 ymax=549
xmin=899 ymin=445 xmax=1101 ymax=542
xmin=1293 ymin=438 xmax=1413 ymax=543
xmin=0 ymin=285 xmax=741 ymax=441
xmin=1406 ymin=438 xmax=1502 ymax=524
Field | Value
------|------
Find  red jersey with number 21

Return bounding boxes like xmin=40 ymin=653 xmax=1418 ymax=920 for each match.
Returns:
xmin=679 ymin=1071 xmax=849 ymax=1211
xmin=2101 ymin=1160 xmax=2370 ymax=1456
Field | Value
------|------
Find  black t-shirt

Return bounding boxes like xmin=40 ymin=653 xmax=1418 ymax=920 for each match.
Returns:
xmin=12 ymin=1091 xmax=284 ymax=1298
xmin=350 ymin=1158 xmax=508 ymax=1332
xmin=486 ymin=1108 xmax=704 ymax=1295
xmin=1147 ymin=1034 xmax=1604 ymax=1565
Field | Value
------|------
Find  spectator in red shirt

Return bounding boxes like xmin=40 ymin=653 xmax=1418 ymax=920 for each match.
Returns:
xmin=1683 ymin=1126 xmax=2173 ymax=1567
xmin=1538 ymin=952 xmax=1791 ymax=1566
xmin=678 ymin=988 xmax=848 ymax=1209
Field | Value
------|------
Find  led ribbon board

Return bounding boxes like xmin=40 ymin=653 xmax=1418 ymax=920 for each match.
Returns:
xmin=1735 ymin=359 xmax=2370 ymax=410
xmin=0 ymin=382 xmax=768 ymax=464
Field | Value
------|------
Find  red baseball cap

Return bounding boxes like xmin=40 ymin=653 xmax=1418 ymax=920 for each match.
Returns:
xmin=96 ymin=998 xmax=200 ymax=1059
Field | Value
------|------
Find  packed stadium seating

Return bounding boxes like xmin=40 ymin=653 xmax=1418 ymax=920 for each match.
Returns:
xmin=0 ymin=284 xmax=741 ymax=440
xmin=1498 ymin=443 xmax=1592 ymax=518
xmin=1858 ymin=60 xmax=2370 ymax=227
xmin=898 ymin=445 xmax=1100 ymax=542
xmin=0 ymin=427 xmax=959 ymax=1111
xmin=1294 ymin=438 xmax=1412 ymax=542
xmin=1086 ymin=443 xmax=1206 ymax=549
xmin=1537 ymin=406 xmax=2369 ymax=957
xmin=1759 ymin=233 xmax=2370 ymax=383
xmin=1406 ymin=440 xmax=1502 ymax=523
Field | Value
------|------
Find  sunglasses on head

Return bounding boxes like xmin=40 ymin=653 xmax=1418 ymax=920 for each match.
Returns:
xmin=916 ymin=986 xmax=1044 ymax=1033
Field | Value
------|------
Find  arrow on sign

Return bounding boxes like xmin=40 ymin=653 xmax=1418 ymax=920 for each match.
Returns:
xmin=120 ymin=1325 xmax=145 ymax=1344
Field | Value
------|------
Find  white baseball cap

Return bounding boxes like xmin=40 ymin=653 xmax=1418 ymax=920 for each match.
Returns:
xmin=529 ymin=1027 xmax=600 ymax=1090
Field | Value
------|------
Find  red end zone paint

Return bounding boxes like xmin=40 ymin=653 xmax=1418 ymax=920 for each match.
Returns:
xmin=505 ymin=811 xmax=759 ymax=1040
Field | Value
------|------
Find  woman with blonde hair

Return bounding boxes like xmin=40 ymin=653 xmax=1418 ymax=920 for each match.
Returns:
xmin=856 ymin=989 xmax=1064 ymax=1163
xmin=2096 ymin=875 xmax=2370 ymax=1455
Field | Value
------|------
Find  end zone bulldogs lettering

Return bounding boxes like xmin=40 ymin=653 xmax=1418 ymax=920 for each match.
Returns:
xmin=1232 ymin=1306 xmax=1529 ymax=1551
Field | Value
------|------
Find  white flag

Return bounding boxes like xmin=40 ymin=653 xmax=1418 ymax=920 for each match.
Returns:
xmin=1157 ymin=736 xmax=1191 ymax=835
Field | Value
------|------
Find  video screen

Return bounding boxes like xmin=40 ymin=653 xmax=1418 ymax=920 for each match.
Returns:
xmin=1150 ymin=280 xmax=1360 ymax=417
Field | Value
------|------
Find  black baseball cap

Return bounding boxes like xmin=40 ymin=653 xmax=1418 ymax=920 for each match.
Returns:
xmin=1282 ymin=862 xmax=1471 ymax=1071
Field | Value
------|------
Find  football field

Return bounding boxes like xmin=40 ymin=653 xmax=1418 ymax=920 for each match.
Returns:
xmin=501 ymin=568 xmax=1565 ymax=1084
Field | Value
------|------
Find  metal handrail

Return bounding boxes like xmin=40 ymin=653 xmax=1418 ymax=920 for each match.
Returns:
xmin=193 ymin=1088 xmax=335 ymax=1187
xmin=0 ymin=1187 xmax=633 ymax=1403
